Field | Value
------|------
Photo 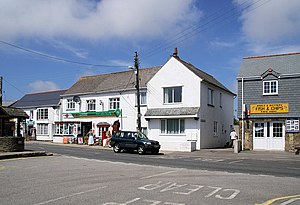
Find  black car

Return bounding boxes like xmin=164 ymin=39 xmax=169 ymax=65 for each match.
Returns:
xmin=110 ymin=131 xmax=160 ymax=154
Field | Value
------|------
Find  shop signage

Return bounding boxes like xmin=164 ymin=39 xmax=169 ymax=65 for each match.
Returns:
xmin=286 ymin=118 xmax=299 ymax=133
xmin=250 ymin=103 xmax=289 ymax=114
xmin=64 ymin=109 xmax=122 ymax=119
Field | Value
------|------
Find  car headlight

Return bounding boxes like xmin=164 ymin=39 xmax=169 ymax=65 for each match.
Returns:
xmin=145 ymin=142 xmax=151 ymax=145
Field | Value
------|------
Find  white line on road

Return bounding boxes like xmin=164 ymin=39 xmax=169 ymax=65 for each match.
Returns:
xmin=34 ymin=186 xmax=106 ymax=205
xmin=287 ymin=167 xmax=300 ymax=170
xmin=140 ymin=170 xmax=179 ymax=179
xmin=228 ymin=160 xmax=244 ymax=164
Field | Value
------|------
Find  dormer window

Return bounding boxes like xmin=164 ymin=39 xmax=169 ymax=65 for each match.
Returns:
xmin=263 ymin=80 xmax=278 ymax=95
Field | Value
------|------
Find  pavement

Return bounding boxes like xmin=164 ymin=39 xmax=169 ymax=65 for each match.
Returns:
xmin=0 ymin=140 xmax=299 ymax=161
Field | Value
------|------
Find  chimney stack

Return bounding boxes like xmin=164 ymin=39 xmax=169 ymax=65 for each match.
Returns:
xmin=173 ymin=47 xmax=178 ymax=57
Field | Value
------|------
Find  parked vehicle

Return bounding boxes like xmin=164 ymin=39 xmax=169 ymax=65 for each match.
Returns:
xmin=110 ymin=131 xmax=160 ymax=154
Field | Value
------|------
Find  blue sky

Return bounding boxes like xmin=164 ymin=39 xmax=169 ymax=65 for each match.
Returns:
xmin=1 ymin=0 xmax=300 ymax=111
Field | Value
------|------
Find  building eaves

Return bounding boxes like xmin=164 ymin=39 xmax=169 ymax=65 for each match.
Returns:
xmin=174 ymin=57 xmax=235 ymax=96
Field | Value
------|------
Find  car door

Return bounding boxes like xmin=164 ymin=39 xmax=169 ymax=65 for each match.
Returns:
xmin=123 ymin=132 xmax=137 ymax=149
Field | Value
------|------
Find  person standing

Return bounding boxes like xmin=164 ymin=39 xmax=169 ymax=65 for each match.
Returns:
xmin=230 ymin=129 xmax=238 ymax=148
xmin=87 ymin=130 xmax=94 ymax=146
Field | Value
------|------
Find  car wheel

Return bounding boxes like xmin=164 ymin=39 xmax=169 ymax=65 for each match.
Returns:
xmin=152 ymin=149 xmax=159 ymax=154
xmin=113 ymin=143 xmax=121 ymax=153
xmin=137 ymin=145 xmax=145 ymax=155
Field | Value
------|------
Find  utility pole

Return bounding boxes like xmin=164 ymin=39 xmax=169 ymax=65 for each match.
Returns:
xmin=0 ymin=76 xmax=3 ymax=106
xmin=134 ymin=52 xmax=142 ymax=132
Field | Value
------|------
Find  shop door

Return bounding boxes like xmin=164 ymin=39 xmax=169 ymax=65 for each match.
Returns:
xmin=253 ymin=122 xmax=285 ymax=150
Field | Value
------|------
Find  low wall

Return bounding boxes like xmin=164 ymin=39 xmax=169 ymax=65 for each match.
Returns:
xmin=0 ymin=137 xmax=24 ymax=152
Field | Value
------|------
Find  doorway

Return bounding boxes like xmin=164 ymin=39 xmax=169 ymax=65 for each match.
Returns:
xmin=253 ymin=121 xmax=285 ymax=150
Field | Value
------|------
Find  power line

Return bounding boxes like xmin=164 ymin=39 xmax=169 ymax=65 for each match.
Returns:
xmin=2 ymin=77 xmax=25 ymax=95
xmin=0 ymin=40 xmax=128 ymax=68
xmin=141 ymin=0 xmax=272 ymax=59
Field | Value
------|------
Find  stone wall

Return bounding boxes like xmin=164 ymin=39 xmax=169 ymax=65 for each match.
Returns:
xmin=0 ymin=137 xmax=24 ymax=152
xmin=285 ymin=132 xmax=300 ymax=152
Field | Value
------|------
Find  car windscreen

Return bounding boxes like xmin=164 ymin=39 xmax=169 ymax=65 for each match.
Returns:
xmin=137 ymin=132 xmax=148 ymax=139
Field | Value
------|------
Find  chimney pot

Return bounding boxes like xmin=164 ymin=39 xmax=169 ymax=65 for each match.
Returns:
xmin=173 ymin=47 xmax=178 ymax=57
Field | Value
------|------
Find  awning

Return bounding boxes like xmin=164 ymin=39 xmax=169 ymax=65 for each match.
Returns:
xmin=97 ymin=122 xmax=110 ymax=127
xmin=144 ymin=107 xmax=200 ymax=119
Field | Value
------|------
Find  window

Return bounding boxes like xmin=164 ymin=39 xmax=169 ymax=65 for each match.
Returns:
xmin=254 ymin=123 xmax=264 ymax=137
xmin=37 ymin=123 xmax=48 ymax=135
xmin=213 ymin=121 xmax=218 ymax=136
xmin=160 ymin=119 xmax=185 ymax=134
xmin=263 ymin=80 xmax=278 ymax=95
xmin=208 ymin=88 xmax=214 ymax=106
xmin=37 ymin=108 xmax=48 ymax=120
xmin=109 ymin=98 xmax=120 ymax=109
xmin=164 ymin=86 xmax=182 ymax=103
xmin=273 ymin=122 xmax=283 ymax=138
xmin=219 ymin=93 xmax=222 ymax=108
xmin=67 ymin=99 xmax=75 ymax=110
xmin=86 ymin=99 xmax=96 ymax=111
xmin=140 ymin=92 xmax=147 ymax=105
xmin=55 ymin=123 xmax=75 ymax=135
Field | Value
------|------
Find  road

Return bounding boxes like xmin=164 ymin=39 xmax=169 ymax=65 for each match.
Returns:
xmin=1 ymin=148 xmax=300 ymax=205
xmin=25 ymin=142 xmax=300 ymax=178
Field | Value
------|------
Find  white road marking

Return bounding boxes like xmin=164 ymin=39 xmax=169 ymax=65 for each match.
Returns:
xmin=228 ymin=160 xmax=244 ymax=164
xmin=34 ymin=186 xmax=106 ymax=205
xmin=140 ymin=170 xmax=179 ymax=179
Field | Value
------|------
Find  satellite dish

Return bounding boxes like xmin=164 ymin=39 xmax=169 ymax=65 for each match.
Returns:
xmin=73 ymin=96 xmax=81 ymax=103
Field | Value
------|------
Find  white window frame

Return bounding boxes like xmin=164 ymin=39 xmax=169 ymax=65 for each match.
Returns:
xmin=160 ymin=119 xmax=185 ymax=134
xmin=140 ymin=92 xmax=147 ymax=105
xmin=37 ymin=108 xmax=48 ymax=120
xmin=86 ymin=99 xmax=96 ymax=111
xmin=263 ymin=80 xmax=278 ymax=95
xmin=109 ymin=98 xmax=120 ymax=109
xmin=37 ymin=123 xmax=48 ymax=135
xmin=208 ymin=88 xmax=214 ymax=106
xmin=67 ymin=99 xmax=75 ymax=110
xmin=163 ymin=86 xmax=182 ymax=104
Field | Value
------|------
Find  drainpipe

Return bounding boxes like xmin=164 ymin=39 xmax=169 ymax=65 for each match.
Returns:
xmin=241 ymin=78 xmax=244 ymax=151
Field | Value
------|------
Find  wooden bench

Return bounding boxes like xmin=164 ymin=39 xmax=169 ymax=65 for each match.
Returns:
xmin=295 ymin=146 xmax=300 ymax=155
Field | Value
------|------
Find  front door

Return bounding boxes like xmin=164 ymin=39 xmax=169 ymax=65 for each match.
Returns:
xmin=253 ymin=121 xmax=285 ymax=150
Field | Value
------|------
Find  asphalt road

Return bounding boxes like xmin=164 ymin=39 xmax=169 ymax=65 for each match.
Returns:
xmin=1 ymin=153 xmax=300 ymax=205
xmin=25 ymin=142 xmax=300 ymax=178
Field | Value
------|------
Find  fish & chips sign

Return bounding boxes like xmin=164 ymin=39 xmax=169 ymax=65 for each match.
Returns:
xmin=250 ymin=103 xmax=289 ymax=114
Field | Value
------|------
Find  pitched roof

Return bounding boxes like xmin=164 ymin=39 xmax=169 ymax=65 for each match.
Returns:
xmin=175 ymin=57 xmax=235 ymax=95
xmin=63 ymin=66 xmax=161 ymax=96
xmin=0 ymin=106 xmax=28 ymax=118
xmin=238 ymin=52 xmax=300 ymax=78
xmin=11 ymin=90 xmax=66 ymax=109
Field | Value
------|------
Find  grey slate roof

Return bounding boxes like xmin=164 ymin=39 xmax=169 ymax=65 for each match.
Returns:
xmin=0 ymin=106 xmax=28 ymax=118
xmin=63 ymin=66 xmax=161 ymax=96
xmin=145 ymin=107 xmax=200 ymax=117
xmin=11 ymin=90 xmax=66 ymax=109
xmin=237 ymin=52 xmax=300 ymax=78
xmin=176 ymin=57 xmax=235 ymax=95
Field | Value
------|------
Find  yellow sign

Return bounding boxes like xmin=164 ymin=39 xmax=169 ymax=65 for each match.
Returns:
xmin=250 ymin=103 xmax=289 ymax=114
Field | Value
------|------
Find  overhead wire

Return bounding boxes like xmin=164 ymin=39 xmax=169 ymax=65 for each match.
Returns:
xmin=140 ymin=0 xmax=272 ymax=60
xmin=0 ymin=40 xmax=129 ymax=68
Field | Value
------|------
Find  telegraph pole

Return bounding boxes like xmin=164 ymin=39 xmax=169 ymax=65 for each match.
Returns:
xmin=0 ymin=76 xmax=3 ymax=106
xmin=134 ymin=52 xmax=142 ymax=132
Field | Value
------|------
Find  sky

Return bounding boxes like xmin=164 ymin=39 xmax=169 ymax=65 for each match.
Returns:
xmin=1 ymin=0 xmax=300 ymax=113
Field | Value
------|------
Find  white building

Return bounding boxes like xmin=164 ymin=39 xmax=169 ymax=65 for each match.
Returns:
xmin=55 ymin=67 xmax=160 ymax=144
xmin=12 ymin=90 xmax=66 ymax=141
xmin=145 ymin=52 xmax=235 ymax=151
